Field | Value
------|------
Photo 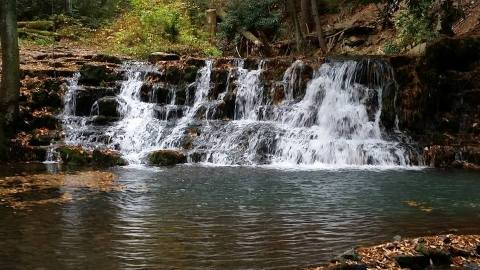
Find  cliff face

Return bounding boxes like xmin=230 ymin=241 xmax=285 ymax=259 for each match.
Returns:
xmin=390 ymin=36 xmax=480 ymax=168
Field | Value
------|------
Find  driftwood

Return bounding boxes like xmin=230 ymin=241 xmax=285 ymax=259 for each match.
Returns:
xmin=217 ymin=9 xmax=264 ymax=47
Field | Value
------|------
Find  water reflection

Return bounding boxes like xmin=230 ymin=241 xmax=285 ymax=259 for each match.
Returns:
xmin=0 ymin=165 xmax=479 ymax=269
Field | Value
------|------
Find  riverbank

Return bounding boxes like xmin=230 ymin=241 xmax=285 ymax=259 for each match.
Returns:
xmin=311 ymin=234 xmax=480 ymax=270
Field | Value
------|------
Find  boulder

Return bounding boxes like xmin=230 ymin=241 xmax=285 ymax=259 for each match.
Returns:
xmin=78 ymin=64 xmax=119 ymax=86
xmin=73 ymin=86 xmax=119 ymax=116
xmin=57 ymin=145 xmax=91 ymax=165
xmin=147 ymin=150 xmax=187 ymax=166
xmin=148 ymin=52 xmax=180 ymax=63
xmin=92 ymin=149 xmax=128 ymax=167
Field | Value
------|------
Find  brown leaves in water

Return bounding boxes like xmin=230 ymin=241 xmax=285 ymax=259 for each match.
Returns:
xmin=0 ymin=171 xmax=122 ymax=209
xmin=404 ymin=200 xmax=433 ymax=212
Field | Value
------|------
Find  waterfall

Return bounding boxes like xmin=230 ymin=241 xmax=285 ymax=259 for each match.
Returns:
xmin=60 ymin=58 xmax=417 ymax=168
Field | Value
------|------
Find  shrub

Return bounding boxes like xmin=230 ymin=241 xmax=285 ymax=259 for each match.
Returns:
xmin=218 ymin=0 xmax=281 ymax=41
xmin=93 ymin=0 xmax=221 ymax=58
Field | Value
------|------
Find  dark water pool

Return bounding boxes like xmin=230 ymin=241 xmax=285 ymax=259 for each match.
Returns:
xmin=0 ymin=165 xmax=479 ymax=269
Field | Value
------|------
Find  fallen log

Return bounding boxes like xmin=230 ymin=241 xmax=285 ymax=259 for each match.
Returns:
xmin=217 ymin=9 xmax=264 ymax=47
xmin=17 ymin=21 xmax=54 ymax=31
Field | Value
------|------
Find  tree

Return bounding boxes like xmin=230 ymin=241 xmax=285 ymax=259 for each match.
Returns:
xmin=0 ymin=0 xmax=20 ymax=160
xmin=311 ymin=0 xmax=327 ymax=52
xmin=300 ymin=0 xmax=311 ymax=34
xmin=287 ymin=0 xmax=304 ymax=52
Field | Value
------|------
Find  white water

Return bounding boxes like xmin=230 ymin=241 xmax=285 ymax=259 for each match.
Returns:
xmin=61 ymin=58 xmax=417 ymax=168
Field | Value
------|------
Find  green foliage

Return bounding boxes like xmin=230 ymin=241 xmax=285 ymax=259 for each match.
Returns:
xmin=95 ymin=0 xmax=221 ymax=58
xmin=383 ymin=42 xmax=400 ymax=54
xmin=385 ymin=0 xmax=438 ymax=54
xmin=17 ymin=0 xmax=129 ymax=27
xmin=218 ymin=0 xmax=281 ymax=41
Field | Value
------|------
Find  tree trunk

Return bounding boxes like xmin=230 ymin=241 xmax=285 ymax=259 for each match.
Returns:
xmin=311 ymin=0 xmax=327 ymax=52
xmin=287 ymin=0 xmax=304 ymax=52
xmin=64 ymin=0 xmax=72 ymax=15
xmin=0 ymin=0 xmax=20 ymax=160
xmin=300 ymin=0 xmax=311 ymax=34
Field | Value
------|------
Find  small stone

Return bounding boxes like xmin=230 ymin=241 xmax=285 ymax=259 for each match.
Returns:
xmin=393 ymin=235 xmax=402 ymax=242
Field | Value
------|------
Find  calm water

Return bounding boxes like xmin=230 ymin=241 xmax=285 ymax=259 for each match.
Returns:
xmin=1 ymin=165 xmax=480 ymax=270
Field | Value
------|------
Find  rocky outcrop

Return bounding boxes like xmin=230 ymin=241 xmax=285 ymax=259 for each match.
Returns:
xmin=147 ymin=150 xmax=187 ymax=166
xmin=57 ymin=145 xmax=127 ymax=167
xmin=8 ymin=49 xmax=127 ymax=163
xmin=390 ymin=36 xmax=480 ymax=169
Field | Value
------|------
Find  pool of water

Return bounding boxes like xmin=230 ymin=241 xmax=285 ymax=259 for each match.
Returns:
xmin=0 ymin=165 xmax=479 ymax=269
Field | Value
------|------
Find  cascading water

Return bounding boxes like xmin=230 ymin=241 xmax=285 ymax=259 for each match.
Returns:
xmin=61 ymin=57 xmax=418 ymax=168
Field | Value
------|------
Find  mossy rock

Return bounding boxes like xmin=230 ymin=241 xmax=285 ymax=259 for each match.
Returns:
xmin=57 ymin=145 xmax=91 ymax=165
xmin=92 ymin=149 xmax=128 ymax=167
xmin=147 ymin=150 xmax=187 ymax=166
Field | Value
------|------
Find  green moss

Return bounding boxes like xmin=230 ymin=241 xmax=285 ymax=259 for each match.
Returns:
xmin=147 ymin=150 xmax=186 ymax=166
xmin=57 ymin=146 xmax=91 ymax=165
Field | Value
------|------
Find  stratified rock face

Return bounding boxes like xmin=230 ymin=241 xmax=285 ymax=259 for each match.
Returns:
xmin=391 ymin=36 xmax=480 ymax=168
xmin=11 ymin=50 xmax=126 ymax=163
xmin=147 ymin=150 xmax=187 ymax=166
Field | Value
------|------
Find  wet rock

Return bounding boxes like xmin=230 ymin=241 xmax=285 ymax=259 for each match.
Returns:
xmin=147 ymin=150 xmax=187 ymax=166
xmin=415 ymin=244 xmax=452 ymax=266
xmin=93 ymin=97 xmax=120 ymax=117
xmin=188 ymin=151 xmax=206 ymax=163
xmin=209 ymin=68 xmax=229 ymax=99
xmin=29 ymin=129 xmax=61 ymax=146
xmin=271 ymin=83 xmax=285 ymax=105
xmin=222 ymin=91 xmax=236 ymax=120
xmin=30 ymin=110 xmax=58 ymax=130
xmin=148 ymin=52 xmax=180 ymax=63
xmin=381 ymin=81 xmax=397 ymax=130
xmin=73 ymin=86 xmax=119 ymax=116
xmin=164 ymin=66 xmax=182 ymax=84
xmin=78 ymin=64 xmax=119 ymax=86
xmin=153 ymin=105 xmax=186 ymax=121
xmin=89 ymin=116 xmax=120 ymax=125
xmin=184 ymin=58 xmax=205 ymax=68
xmin=57 ymin=145 xmax=91 ymax=165
xmin=92 ymin=149 xmax=127 ymax=167
xmin=395 ymin=255 xmax=430 ymax=269
xmin=184 ymin=65 xmax=200 ymax=83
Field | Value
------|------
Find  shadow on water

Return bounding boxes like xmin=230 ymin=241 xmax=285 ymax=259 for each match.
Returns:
xmin=0 ymin=164 xmax=479 ymax=269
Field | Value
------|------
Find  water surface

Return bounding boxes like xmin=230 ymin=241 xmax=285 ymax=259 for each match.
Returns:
xmin=1 ymin=165 xmax=479 ymax=269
